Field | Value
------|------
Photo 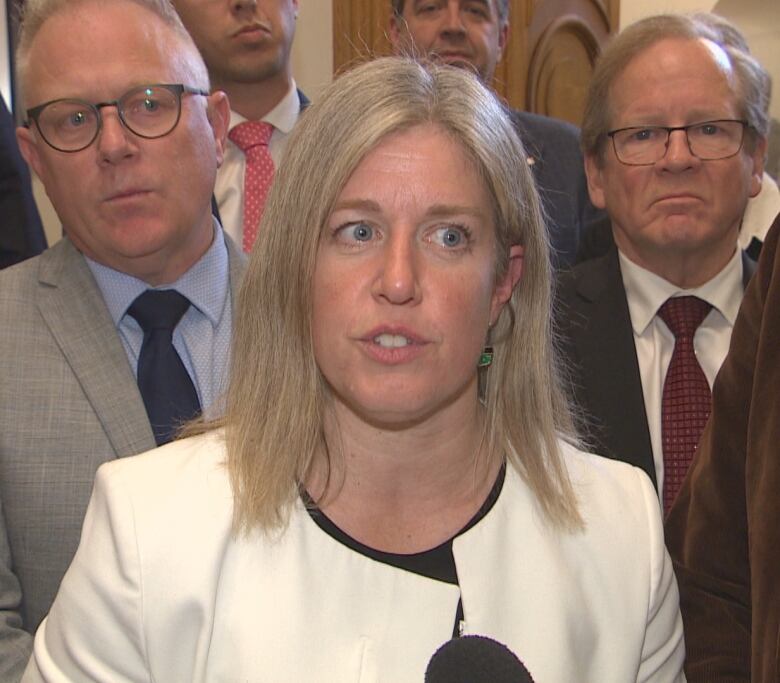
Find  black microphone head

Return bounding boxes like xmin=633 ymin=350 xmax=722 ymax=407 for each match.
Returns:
xmin=424 ymin=635 xmax=535 ymax=683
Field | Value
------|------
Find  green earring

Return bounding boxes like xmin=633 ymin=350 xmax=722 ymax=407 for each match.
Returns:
xmin=478 ymin=346 xmax=494 ymax=368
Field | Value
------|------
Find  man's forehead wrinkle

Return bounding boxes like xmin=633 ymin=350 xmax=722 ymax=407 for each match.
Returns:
xmin=608 ymin=38 xmax=740 ymax=123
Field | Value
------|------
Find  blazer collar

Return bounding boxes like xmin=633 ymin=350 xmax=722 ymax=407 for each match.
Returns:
xmin=35 ymin=236 xmax=245 ymax=457
xmin=36 ymin=238 xmax=156 ymax=456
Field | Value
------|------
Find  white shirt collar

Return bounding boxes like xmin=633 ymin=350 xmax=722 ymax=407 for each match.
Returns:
xmin=228 ymin=80 xmax=300 ymax=133
xmin=618 ymin=246 xmax=744 ymax=336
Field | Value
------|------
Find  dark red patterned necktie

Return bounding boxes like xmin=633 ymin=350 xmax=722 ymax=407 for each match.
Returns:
xmin=658 ymin=296 xmax=713 ymax=516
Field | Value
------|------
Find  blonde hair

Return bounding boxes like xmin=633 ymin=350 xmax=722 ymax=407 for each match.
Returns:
xmin=225 ymin=57 xmax=582 ymax=533
xmin=581 ymin=13 xmax=770 ymax=161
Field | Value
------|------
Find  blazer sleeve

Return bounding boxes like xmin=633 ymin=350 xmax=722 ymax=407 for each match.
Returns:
xmin=0 ymin=497 xmax=33 ymax=682
xmin=633 ymin=467 xmax=686 ymax=683
xmin=664 ymin=217 xmax=780 ymax=680
xmin=22 ymin=464 xmax=149 ymax=683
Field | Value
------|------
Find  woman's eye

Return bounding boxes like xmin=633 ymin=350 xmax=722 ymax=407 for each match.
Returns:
xmin=433 ymin=226 xmax=467 ymax=248
xmin=336 ymin=222 xmax=374 ymax=243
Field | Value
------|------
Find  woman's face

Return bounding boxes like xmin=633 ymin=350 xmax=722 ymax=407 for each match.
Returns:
xmin=312 ymin=123 xmax=522 ymax=428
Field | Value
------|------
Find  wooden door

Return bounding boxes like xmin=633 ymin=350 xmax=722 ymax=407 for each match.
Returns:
xmin=332 ymin=0 xmax=618 ymax=126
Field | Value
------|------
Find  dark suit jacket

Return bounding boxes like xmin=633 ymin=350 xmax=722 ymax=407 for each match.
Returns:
xmin=0 ymin=97 xmax=46 ymax=269
xmin=555 ymin=237 xmax=757 ymax=488
xmin=509 ymin=110 xmax=602 ymax=270
xmin=665 ymin=212 xmax=780 ymax=683
xmin=0 ymin=235 xmax=246 ymax=681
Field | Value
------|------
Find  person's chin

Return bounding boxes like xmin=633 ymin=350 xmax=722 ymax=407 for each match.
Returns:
xmin=433 ymin=53 xmax=479 ymax=74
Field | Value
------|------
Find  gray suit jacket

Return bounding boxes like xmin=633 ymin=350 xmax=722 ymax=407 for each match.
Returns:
xmin=0 ymin=235 xmax=246 ymax=680
xmin=555 ymin=242 xmax=757 ymax=488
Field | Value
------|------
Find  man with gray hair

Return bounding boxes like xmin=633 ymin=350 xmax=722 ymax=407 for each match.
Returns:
xmin=389 ymin=0 xmax=598 ymax=269
xmin=556 ymin=13 xmax=768 ymax=516
xmin=0 ymin=0 xmax=244 ymax=678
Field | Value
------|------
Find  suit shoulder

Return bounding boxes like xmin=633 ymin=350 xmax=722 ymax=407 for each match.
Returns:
xmin=510 ymin=109 xmax=580 ymax=142
xmin=556 ymin=250 xmax=619 ymax=302
xmin=100 ymin=430 xmax=227 ymax=488
xmin=0 ymin=252 xmax=41 ymax=302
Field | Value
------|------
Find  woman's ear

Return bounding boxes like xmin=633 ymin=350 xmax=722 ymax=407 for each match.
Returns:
xmin=490 ymin=245 xmax=524 ymax=324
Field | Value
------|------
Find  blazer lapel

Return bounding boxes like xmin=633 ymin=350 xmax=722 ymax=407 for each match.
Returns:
xmin=563 ymin=249 xmax=656 ymax=486
xmin=36 ymin=239 xmax=155 ymax=457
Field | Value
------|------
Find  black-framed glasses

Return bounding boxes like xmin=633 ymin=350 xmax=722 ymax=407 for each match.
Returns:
xmin=25 ymin=83 xmax=209 ymax=153
xmin=607 ymin=119 xmax=750 ymax=166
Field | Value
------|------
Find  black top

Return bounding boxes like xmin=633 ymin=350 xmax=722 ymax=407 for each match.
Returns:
xmin=304 ymin=465 xmax=506 ymax=585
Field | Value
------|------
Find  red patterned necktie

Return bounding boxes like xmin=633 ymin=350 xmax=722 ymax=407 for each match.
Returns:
xmin=658 ymin=295 xmax=713 ymax=516
xmin=228 ymin=121 xmax=275 ymax=253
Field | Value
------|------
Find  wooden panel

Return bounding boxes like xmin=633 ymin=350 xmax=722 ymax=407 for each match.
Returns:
xmin=333 ymin=0 xmax=392 ymax=76
xmin=520 ymin=0 xmax=615 ymax=123
xmin=526 ymin=17 xmax=600 ymax=124
xmin=493 ymin=1 xmax=529 ymax=109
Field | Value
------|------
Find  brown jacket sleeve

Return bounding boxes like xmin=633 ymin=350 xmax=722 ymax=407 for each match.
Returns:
xmin=665 ymin=212 xmax=780 ymax=683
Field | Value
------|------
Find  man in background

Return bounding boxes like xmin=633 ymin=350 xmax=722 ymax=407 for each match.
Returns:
xmin=0 ymin=96 xmax=46 ymax=268
xmin=389 ymin=0 xmax=597 ymax=268
xmin=556 ymin=13 xmax=767 ymax=515
xmin=173 ymin=0 xmax=305 ymax=252
xmin=0 ymin=0 xmax=243 ymax=678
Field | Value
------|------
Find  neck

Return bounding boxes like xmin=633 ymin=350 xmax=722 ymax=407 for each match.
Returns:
xmin=614 ymin=233 xmax=738 ymax=289
xmin=307 ymin=391 xmax=501 ymax=553
xmin=68 ymin=215 xmax=215 ymax=286
xmin=213 ymin=73 xmax=292 ymax=121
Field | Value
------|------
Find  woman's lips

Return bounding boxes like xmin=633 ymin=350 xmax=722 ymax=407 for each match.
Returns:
xmin=357 ymin=327 xmax=430 ymax=365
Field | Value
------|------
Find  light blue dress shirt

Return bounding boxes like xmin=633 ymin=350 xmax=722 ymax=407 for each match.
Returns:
xmin=86 ymin=220 xmax=232 ymax=415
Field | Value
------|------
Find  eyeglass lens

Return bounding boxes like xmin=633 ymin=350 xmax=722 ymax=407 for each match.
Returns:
xmin=35 ymin=85 xmax=182 ymax=152
xmin=613 ymin=120 xmax=745 ymax=165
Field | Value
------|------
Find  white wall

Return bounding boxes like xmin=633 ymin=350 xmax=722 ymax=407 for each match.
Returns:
xmin=291 ymin=2 xmax=333 ymax=103
xmin=715 ymin=0 xmax=780 ymax=122
xmin=620 ymin=0 xmax=716 ymax=29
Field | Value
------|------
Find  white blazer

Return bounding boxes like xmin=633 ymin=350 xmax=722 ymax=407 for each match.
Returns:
xmin=24 ymin=432 xmax=684 ymax=682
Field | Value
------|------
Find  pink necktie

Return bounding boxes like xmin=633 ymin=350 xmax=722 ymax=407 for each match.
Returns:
xmin=228 ymin=121 xmax=275 ymax=253
xmin=658 ymin=296 xmax=712 ymax=516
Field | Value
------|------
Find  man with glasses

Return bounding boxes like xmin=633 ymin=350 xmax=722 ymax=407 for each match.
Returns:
xmin=555 ymin=14 xmax=768 ymax=515
xmin=0 ymin=0 xmax=240 ymax=678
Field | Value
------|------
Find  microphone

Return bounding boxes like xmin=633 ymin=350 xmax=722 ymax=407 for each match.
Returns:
xmin=425 ymin=635 xmax=535 ymax=682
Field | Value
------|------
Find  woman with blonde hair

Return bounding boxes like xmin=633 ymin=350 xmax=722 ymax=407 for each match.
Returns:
xmin=25 ymin=57 xmax=683 ymax=682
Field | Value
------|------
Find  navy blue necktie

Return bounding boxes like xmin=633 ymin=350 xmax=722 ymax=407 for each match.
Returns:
xmin=128 ymin=290 xmax=201 ymax=446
